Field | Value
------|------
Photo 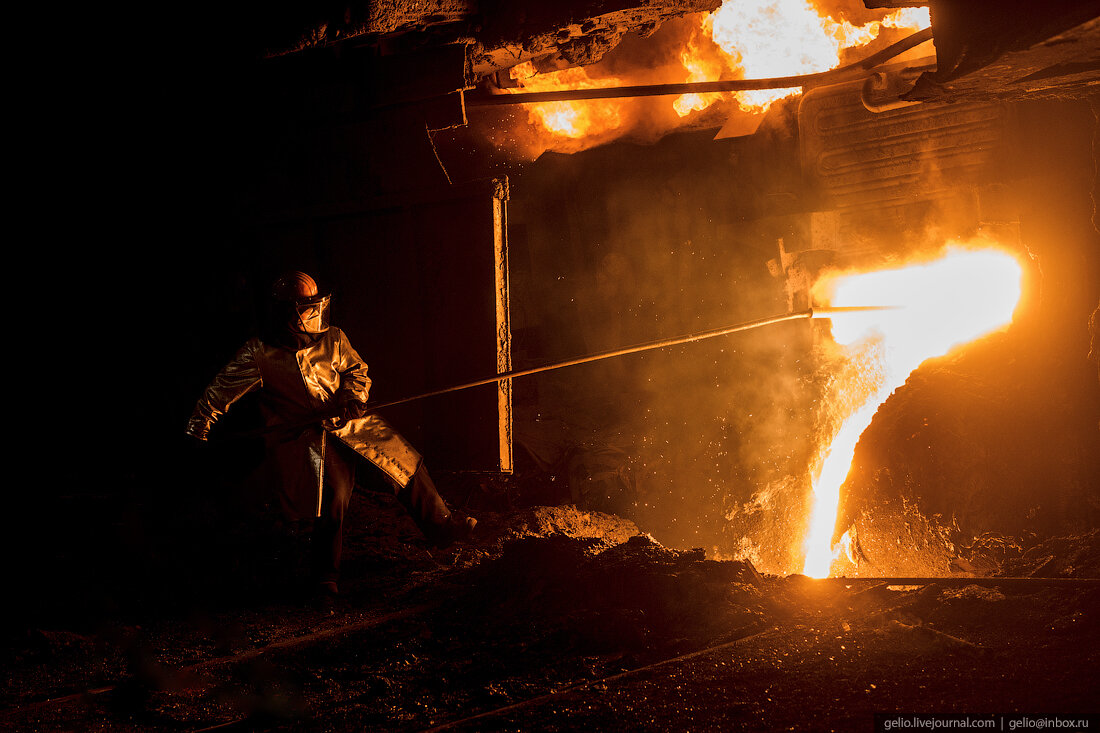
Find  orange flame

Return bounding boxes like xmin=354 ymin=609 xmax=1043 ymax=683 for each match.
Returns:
xmin=693 ymin=1 xmax=930 ymax=114
xmin=673 ymin=20 xmax=726 ymax=117
xmin=508 ymin=1 xmax=929 ymax=144
xmin=507 ymin=63 xmax=628 ymax=140
xmin=801 ymin=246 xmax=1024 ymax=578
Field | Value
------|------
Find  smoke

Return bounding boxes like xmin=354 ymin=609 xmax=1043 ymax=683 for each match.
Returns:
xmin=707 ymin=325 xmax=822 ymax=575
xmin=505 ymin=119 xmax=825 ymax=569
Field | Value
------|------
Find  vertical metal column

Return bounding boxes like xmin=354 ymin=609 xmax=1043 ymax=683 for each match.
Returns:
xmin=492 ymin=177 xmax=514 ymax=474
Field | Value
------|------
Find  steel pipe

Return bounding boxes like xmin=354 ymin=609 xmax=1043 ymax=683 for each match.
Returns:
xmin=467 ymin=28 xmax=933 ymax=106
xmin=804 ymin=576 xmax=1099 ymax=587
xmin=370 ymin=306 xmax=895 ymax=410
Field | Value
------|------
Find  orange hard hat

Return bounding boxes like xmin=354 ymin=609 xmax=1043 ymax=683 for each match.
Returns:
xmin=270 ymin=271 xmax=330 ymax=334
xmin=272 ymin=271 xmax=320 ymax=302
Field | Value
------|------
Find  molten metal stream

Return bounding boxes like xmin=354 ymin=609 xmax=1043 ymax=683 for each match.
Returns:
xmin=800 ymin=248 xmax=1024 ymax=578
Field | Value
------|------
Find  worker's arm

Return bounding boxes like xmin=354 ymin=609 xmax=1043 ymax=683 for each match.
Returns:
xmin=186 ymin=339 xmax=263 ymax=440
xmin=331 ymin=327 xmax=372 ymax=420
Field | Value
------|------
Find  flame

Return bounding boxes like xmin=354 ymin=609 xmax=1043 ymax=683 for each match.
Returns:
xmin=504 ymin=2 xmax=929 ymax=144
xmin=507 ymin=63 xmax=628 ymax=140
xmin=801 ymin=246 xmax=1024 ymax=578
xmin=695 ymin=0 xmax=930 ymax=114
xmin=673 ymin=19 xmax=726 ymax=117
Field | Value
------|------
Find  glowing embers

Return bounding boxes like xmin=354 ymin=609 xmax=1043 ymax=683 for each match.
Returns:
xmin=801 ymin=246 xmax=1024 ymax=578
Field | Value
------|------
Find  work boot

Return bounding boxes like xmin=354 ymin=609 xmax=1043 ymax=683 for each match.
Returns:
xmin=312 ymin=580 xmax=340 ymax=611
xmin=397 ymin=465 xmax=477 ymax=548
xmin=428 ymin=514 xmax=478 ymax=549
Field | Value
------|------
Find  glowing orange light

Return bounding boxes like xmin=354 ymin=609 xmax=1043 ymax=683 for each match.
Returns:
xmin=510 ymin=61 xmax=537 ymax=81
xmin=507 ymin=66 xmax=628 ymax=140
xmin=511 ymin=2 xmax=930 ymax=141
xmin=699 ymin=0 xmax=930 ymax=114
xmin=801 ymin=246 xmax=1024 ymax=578
xmin=673 ymin=19 xmax=725 ymax=117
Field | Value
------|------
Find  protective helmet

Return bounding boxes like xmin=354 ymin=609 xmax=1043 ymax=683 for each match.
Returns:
xmin=271 ymin=271 xmax=330 ymax=334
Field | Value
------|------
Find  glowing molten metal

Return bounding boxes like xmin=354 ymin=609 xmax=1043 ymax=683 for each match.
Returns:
xmin=801 ymin=247 xmax=1024 ymax=578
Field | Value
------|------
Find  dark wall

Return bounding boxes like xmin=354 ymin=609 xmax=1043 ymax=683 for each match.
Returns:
xmin=21 ymin=29 xmax=498 ymax=623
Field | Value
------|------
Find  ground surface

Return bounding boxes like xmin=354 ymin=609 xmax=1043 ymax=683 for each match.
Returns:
xmin=4 ymin=493 xmax=1098 ymax=732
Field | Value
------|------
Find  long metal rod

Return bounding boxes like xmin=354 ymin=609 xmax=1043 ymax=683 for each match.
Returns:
xmin=370 ymin=306 xmax=892 ymax=410
xmin=467 ymin=28 xmax=932 ymax=106
xmin=226 ymin=306 xmax=892 ymax=440
xmin=813 ymin=576 xmax=1100 ymax=588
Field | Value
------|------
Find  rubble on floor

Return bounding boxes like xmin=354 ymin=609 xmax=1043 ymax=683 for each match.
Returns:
xmin=4 ymin=494 xmax=1097 ymax=731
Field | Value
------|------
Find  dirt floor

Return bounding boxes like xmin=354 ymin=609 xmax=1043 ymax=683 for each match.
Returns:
xmin=3 ymin=491 xmax=1098 ymax=732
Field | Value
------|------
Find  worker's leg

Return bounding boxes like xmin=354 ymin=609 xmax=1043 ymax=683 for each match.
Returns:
xmin=396 ymin=463 xmax=450 ymax=530
xmin=396 ymin=464 xmax=476 ymax=547
xmin=311 ymin=440 xmax=356 ymax=593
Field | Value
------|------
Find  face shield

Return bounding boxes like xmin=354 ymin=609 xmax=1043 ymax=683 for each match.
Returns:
xmin=288 ymin=293 xmax=331 ymax=334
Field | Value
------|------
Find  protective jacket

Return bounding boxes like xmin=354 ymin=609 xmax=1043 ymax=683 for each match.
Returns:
xmin=186 ymin=327 xmax=422 ymax=520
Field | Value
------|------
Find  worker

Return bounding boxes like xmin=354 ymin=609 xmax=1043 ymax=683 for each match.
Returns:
xmin=186 ymin=271 xmax=476 ymax=599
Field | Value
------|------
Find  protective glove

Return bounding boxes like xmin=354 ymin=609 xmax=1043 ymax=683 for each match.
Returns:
xmin=329 ymin=397 xmax=369 ymax=423
xmin=184 ymin=422 xmax=211 ymax=442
